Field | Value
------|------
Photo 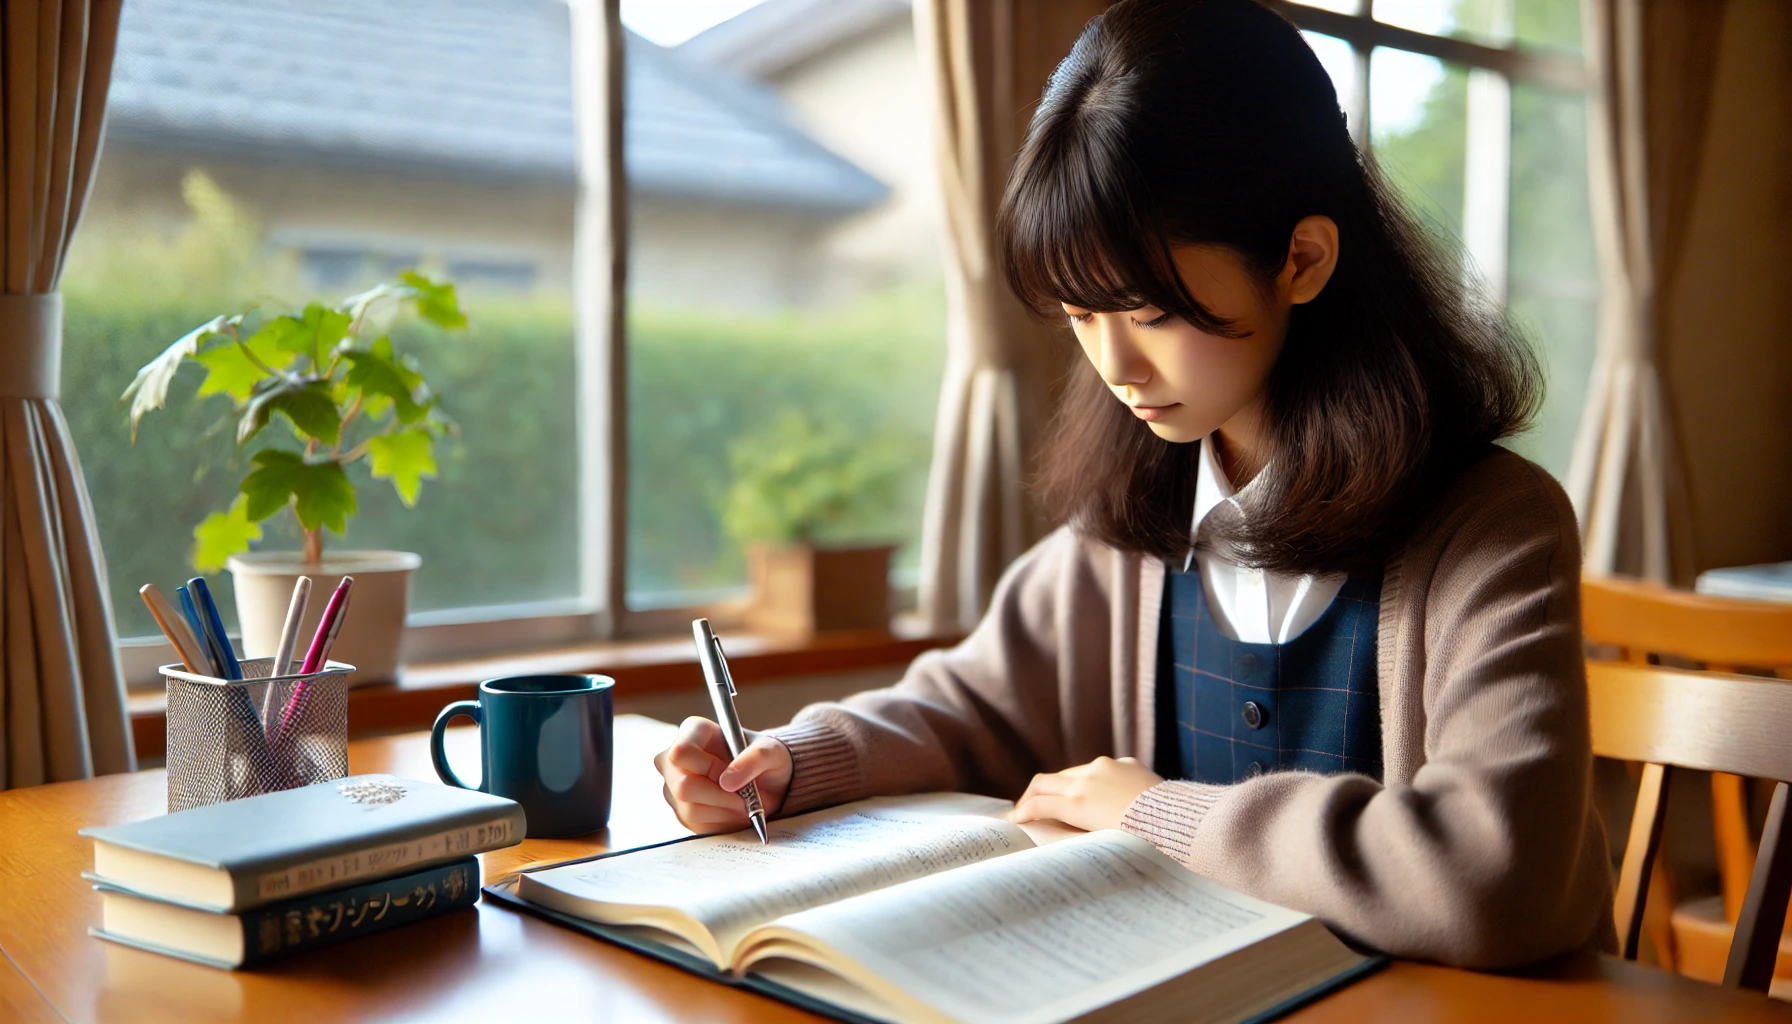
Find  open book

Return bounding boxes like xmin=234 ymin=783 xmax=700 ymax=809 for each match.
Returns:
xmin=509 ymin=794 xmax=1375 ymax=1024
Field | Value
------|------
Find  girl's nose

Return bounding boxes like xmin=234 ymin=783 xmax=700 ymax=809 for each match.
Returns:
xmin=1097 ymin=316 xmax=1152 ymax=388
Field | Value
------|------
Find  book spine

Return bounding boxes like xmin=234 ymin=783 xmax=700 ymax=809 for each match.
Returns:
xmin=238 ymin=857 xmax=480 ymax=966
xmin=245 ymin=809 xmax=521 ymax=907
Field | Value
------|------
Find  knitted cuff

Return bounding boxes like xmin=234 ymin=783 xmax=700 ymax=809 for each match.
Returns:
xmin=1120 ymin=779 xmax=1229 ymax=865
xmin=767 ymin=718 xmax=861 ymax=816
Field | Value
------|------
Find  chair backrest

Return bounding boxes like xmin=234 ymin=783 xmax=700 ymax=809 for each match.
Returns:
xmin=1588 ymin=662 xmax=1792 ymax=992
xmin=1582 ymin=576 xmax=1792 ymax=938
xmin=1583 ymin=575 xmax=1792 ymax=669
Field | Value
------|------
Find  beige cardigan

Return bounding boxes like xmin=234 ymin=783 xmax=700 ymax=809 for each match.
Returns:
xmin=768 ymin=449 xmax=1614 ymax=969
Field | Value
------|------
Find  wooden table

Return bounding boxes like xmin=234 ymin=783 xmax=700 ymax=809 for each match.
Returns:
xmin=2 ymin=717 xmax=1788 ymax=1023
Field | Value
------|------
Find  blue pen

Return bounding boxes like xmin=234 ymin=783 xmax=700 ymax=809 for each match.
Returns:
xmin=182 ymin=580 xmax=277 ymax=789
xmin=187 ymin=577 xmax=243 ymax=681
xmin=177 ymin=585 xmax=224 ymax=677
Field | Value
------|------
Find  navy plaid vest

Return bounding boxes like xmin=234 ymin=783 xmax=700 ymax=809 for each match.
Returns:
xmin=1154 ymin=565 xmax=1384 ymax=784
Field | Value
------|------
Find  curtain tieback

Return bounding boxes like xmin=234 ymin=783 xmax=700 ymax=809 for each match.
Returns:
xmin=0 ymin=293 xmax=63 ymax=400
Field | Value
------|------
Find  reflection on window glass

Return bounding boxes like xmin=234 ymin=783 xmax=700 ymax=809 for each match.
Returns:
xmin=1370 ymin=48 xmax=1469 ymax=246
xmin=623 ymin=13 xmax=944 ymax=606
xmin=1506 ymin=81 xmax=1598 ymax=476
xmin=61 ymin=0 xmax=581 ymax=637
xmin=1288 ymin=0 xmax=1362 ymax=13
xmin=1301 ymin=31 xmax=1360 ymax=138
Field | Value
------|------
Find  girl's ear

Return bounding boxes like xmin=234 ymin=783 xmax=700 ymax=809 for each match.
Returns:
xmin=1281 ymin=215 xmax=1340 ymax=305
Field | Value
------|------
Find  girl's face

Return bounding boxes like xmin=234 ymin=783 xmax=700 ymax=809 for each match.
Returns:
xmin=1060 ymin=216 xmax=1339 ymax=449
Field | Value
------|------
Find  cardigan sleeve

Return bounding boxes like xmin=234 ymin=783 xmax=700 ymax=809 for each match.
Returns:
xmin=1121 ymin=455 xmax=1612 ymax=970
xmin=768 ymin=526 xmax=1120 ymax=815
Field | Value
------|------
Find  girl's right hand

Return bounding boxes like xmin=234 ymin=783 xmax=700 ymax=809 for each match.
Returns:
xmin=653 ymin=716 xmax=793 ymax=833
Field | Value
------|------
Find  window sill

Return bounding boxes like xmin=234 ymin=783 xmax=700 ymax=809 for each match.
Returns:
xmin=126 ymin=621 xmax=960 ymax=760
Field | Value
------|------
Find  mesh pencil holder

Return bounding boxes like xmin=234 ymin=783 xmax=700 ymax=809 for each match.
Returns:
xmin=162 ymin=657 xmax=355 ymax=812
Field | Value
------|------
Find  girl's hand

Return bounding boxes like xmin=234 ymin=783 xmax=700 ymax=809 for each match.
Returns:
xmin=1010 ymin=756 xmax=1163 ymax=832
xmin=654 ymin=717 xmax=793 ymax=833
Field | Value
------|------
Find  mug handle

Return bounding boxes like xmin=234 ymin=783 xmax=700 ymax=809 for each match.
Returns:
xmin=430 ymin=700 xmax=483 ymax=791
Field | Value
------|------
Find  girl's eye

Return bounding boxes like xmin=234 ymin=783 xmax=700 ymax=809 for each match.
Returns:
xmin=1066 ymin=311 xmax=1094 ymax=325
xmin=1132 ymin=311 xmax=1173 ymax=329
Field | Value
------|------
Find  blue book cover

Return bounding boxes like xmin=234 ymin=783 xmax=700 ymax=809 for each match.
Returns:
xmin=81 ymin=774 xmax=523 ymax=912
xmin=92 ymin=856 xmax=481 ymax=969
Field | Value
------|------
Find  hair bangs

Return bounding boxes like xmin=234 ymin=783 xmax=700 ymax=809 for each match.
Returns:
xmin=1000 ymin=123 xmax=1237 ymax=335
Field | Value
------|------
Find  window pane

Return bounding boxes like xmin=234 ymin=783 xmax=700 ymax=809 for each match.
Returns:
xmin=623 ymin=13 xmax=945 ymax=606
xmin=1288 ymin=0 xmax=1363 ymax=13
xmin=1371 ymin=48 xmax=1470 ymax=247
xmin=1375 ymin=0 xmax=1501 ymax=43
xmin=1377 ymin=0 xmax=1582 ymax=53
xmin=62 ymin=0 xmax=581 ymax=638
xmin=1302 ymin=31 xmax=1361 ymax=139
xmin=1506 ymin=81 xmax=1599 ymax=477
xmin=1514 ymin=0 xmax=1584 ymax=55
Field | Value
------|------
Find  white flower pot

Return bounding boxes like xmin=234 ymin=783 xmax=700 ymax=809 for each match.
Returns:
xmin=227 ymin=551 xmax=421 ymax=686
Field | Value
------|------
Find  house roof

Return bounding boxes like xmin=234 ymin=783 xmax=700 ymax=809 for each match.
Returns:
xmin=680 ymin=0 xmax=912 ymax=79
xmin=105 ymin=0 xmax=888 ymax=213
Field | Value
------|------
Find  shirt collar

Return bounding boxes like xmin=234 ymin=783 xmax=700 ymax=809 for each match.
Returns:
xmin=1191 ymin=433 xmax=1237 ymax=540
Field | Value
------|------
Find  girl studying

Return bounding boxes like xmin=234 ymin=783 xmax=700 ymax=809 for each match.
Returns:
xmin=656 ymin=0 xmax=1612 ymax=969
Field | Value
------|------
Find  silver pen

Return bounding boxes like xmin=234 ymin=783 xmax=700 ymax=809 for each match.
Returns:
xmin=692 ymin=618 xmax=770 ymax=844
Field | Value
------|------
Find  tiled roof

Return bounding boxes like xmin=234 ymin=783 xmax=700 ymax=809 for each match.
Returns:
xmin=105 ymin=0 xmax=888 ymax=213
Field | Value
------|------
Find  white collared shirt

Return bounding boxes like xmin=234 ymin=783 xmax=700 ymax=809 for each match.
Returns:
xmin=1186 ymin=435 xmax=1345 ymax=644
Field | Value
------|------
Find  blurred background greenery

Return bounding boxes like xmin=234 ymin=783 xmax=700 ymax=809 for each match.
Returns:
xmin=63 ymin=175 xmax=942 ymax=636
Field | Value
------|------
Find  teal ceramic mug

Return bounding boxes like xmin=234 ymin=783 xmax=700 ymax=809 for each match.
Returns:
xmin=429 ymin=674 xmax=614 ymax=838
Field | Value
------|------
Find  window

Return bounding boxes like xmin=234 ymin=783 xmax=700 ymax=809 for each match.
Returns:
xmin=622 ymin=3 xmax=944 ymax=609
xmin=62 ymin=0 xmax=941 ymax=683
xmin=1281 ymin=0 xmax=1598 ymax=477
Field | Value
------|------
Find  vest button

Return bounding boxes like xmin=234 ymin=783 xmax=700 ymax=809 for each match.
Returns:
xmin=1242 ymin=700 xmax=1266 ymax=729
xmin=1246 ymin=760 xmax=1267 ymax=778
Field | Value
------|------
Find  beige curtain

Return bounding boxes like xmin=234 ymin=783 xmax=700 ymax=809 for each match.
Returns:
xmin=913 ymin=0 xmax=1109 ymax=632
xmin=1567 ymin=0 xmax=1726 ymax=581
xmin=0 ymin=0 xmax=132 ymax=788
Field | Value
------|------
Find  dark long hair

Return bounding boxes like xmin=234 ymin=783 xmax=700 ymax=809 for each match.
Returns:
xmin=998 ymin=0 xmax=1540 ymax=574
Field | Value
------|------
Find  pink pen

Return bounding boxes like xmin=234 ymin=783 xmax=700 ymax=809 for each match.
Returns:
xmin=274 ymin=577 xmax=354 ymax=745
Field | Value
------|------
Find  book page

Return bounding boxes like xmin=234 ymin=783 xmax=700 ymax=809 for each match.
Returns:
xmin=521 ymin=793 xmax=1032 ymax=961
xmin=747 ymin=830 xmax=1318 ymax=1024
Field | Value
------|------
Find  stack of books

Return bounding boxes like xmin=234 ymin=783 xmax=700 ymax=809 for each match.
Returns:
xmin=81 ymin=774 xmax=525 ymax=968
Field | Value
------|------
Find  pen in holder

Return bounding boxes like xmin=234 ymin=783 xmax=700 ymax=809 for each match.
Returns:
xmin=162 ymin=656 xmax=355 ymax=811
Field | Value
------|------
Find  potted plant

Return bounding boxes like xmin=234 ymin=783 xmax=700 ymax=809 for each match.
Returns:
xmin=722 ymin=411 xmax=902 ymax=636
xmin=122 ymin=272 xmax=464 ymax=683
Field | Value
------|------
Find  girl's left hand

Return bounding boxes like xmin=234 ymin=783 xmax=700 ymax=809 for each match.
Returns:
xmin=1010 ymin=756 xmax=1164 ymax=832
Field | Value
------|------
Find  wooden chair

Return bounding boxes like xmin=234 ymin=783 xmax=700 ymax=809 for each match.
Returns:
xmin=1582 ymin=576 xmax=1792 ymax=982
xmin=1589 ymin=661 xmax=1792 ymax=992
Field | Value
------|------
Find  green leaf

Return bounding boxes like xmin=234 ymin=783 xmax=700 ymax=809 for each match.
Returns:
xmin=239 ymin=449 xmax=305 ymax=522
xmin=238 ymin=449 xmax=356 ymax=533
xmin=120 ymin=314 xmax=232 ymax=440
xmin=399 ymin=270 xmax=467 ymax=330
xmin=367 ymin=428 xmax=437 ymax=507
xmin=190 ymin=495 xmax=262 ymax=573
xmin=195 ymin=324 xmax=295 ymax=402
xmin=244 ymin=315 xmax=312 ymax=357
xmin=300 ymin=302 xmax=352 ymax=353
xmin=293 ymin=460 xmax=356 ymax=534
xmin=237 ymin=378 xmax=341 ymax=445
xmin=343 ymin=348 xmax=429 ymax=424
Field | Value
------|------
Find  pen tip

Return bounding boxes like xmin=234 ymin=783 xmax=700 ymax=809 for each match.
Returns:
xmin=752 ymin=817 xmax=769 ymax=845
